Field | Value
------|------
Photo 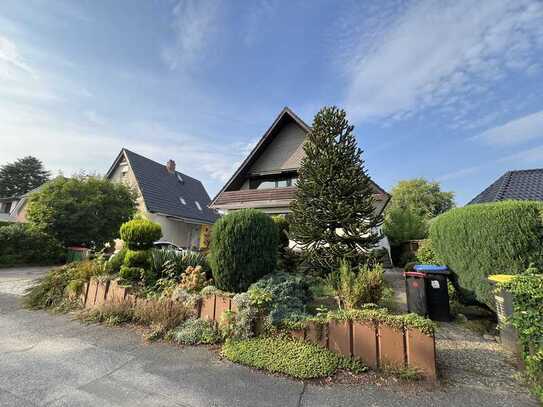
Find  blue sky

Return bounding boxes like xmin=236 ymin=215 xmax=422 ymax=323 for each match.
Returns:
xmin=1 ymin=0 xmax=543 ymax=204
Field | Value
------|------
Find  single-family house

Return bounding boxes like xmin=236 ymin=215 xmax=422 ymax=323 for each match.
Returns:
xmin=468 ymin=168 xmax=543 ymax=204
xmin=210 ymin=107 xmax=391 ymax=251
xmin=0 ymin=185 xmax=45 ymax=223
xmin=106 ymin=149 xmax=218 ymax=249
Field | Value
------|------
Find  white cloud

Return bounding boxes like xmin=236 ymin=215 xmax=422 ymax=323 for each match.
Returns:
xmin=476 ymin=110 xmax=543 ymax=146
xmin=161 ymin=0 xmax=220 ymax=71
xmin=342 ymin=0 xmax=543 ymax=122
xmin=0 ymin=35 xmax=34 ymax=77
xmin=500 ymin=145 xmax=543 ymax=164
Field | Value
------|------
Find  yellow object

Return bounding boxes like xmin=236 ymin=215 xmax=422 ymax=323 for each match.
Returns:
xmin=488 ymin=274 xmax=515 ymax=284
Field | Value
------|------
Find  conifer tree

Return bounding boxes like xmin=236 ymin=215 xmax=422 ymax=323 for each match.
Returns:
xmin=0 ymin=156 xmax=50 ymax=197
xmin=289 ymin=106 xmax=383 ymax=274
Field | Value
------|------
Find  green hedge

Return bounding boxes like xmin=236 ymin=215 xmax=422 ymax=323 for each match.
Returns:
xmin=430 ymin=201 xmax=543 ymax=308
xmin=209 ymin=209 xmax=278 ymax=293
xmin=0 ymin=223 xmax=64 ymax=267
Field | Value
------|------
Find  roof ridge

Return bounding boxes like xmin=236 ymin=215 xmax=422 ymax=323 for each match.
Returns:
xmin=123 ymin=148 xmax=198 ymax=182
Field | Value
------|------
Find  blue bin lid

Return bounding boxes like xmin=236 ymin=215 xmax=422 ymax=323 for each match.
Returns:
xmin=414 ymin=264 xmax=448 ymax=273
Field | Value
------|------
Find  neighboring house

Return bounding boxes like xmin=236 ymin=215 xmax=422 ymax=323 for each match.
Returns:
xmin=0 ymin=185 xmax=44 ymax=223
xmin=468 ymin=169 xmax=543 ymax=204
xmin=106 ymin=149 xmax=218 ymax=249
xmin=210 ymin=107 xmax=391 ymax=251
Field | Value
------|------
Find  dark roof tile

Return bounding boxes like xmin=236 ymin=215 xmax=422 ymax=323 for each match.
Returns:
xmin=123 ymin=149 xmax=218 ymax=224
xmin=468 ymin=169 xmax=543 ymax=204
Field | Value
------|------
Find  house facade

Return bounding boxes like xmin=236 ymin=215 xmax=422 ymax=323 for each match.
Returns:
xmin=106 ymin=149 xmax=218 ymax=249
xmin=210 ymin=107 xmax=391 ymax=250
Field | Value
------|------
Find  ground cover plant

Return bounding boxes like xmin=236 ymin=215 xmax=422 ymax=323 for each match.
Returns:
xmin=168 ymin=318 xmax=221 ymax=345
xmin=430 ymin=200 xmax=543 ymax=308
xmin=222 ymin=336 xmax=366 ymax=379
xmin=209 ymin=209 xmax=278 ymax=293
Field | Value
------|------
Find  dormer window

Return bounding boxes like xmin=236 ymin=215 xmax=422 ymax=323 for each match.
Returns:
xmin=179 ymin=197 xmax=186 ymax=205
xmin=176 ymin=173 xmax=184 ymax=184
xmin=195 ymin=201 xmax=202 ymax=211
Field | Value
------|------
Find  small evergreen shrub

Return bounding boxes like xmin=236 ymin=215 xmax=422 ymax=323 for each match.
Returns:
xmin=430 ymin=201 xmax=543 ymax=308
xmin=124 ymin=249 xmax=151 ymax=268
xmin=119 ymin=266 xmax=144 ymax=282
xmin=168 ymin=318 xmax=221 ymax=345
xmin=249 ymin=272 xmax=312 ymax=325
xmin=209 ymin=209 xmax=278 ymax=292
xmin=0 ymin=223 xmax=64 ymax=267
xmin=120 ymin=219 xmax=162 ymax=250
xmin=222 ymin=337 xmax=367 ymax=379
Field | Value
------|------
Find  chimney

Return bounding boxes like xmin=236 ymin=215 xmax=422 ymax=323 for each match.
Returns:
xmin=166 ymin=159 xmax=176 ymax=174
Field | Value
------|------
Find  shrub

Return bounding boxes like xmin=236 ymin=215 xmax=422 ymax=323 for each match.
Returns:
xmin=222 ymin=337 xmax=366 ymax=379
xmin=179 ymin=265 xmax=212 ymax=293
xmin=120 ymin=219 xmax=162 ymax=250
xmin=503 ymin=273 xmax=543 ymax=401
xmin=249 ymin=272 xmax=312 ymax=325
xmin=415 ymin=239 xmax=440 ymax=265
xmin=105 ymin=247 xmax=128 ymax=274
xmin=81 ymin=301 xmax=135 ymax=325
xmin=209 ymin=209 xmax=278 ymax=293
xmin=119 ymin=266 xmax=144 ymax=282
xmin=150 ymin=249 xmax=211 ymax=280
xmin=383 ymin=207 xmax=427 ymax=244
xmin=0 ymin=223 xmax=64 ymax=267
xmin=168 ymin=318 xmax=220 ymax=345
xmin=272 ymin=215 xmax=290 ymax=249
xmin=430 ymin=201 xmax=543 ymax=308
xmin=325 ymin=261 xmax=385 ymax=309
xmin=133 ymin=299 xmax=190 ymax=334
xmin=124 ymin=249 xmax=151 ymax=268
xmin=27 ymin=175 xmax=137 ymax=248
xmin=24 ymin=260 xmax=105 ymax=310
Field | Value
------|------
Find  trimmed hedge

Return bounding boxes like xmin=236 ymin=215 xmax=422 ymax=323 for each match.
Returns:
xmin=0 ymin=223 xmax=64 ymax=267
xmin=209 ymin=209 xmax=278 ymax=293
xmin=222 ymin=337 xmax=366 ymax=379
xmin=120 ymin=219 xmax=162 ymax=250
xmin=430 ymin=201 xmax=543 ymax=308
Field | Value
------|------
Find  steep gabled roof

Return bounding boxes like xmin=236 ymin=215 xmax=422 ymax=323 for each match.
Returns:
xmin=210 ymin=106 xmax=389 ymax=208
xmin=106 ymin=149 xmax=218 ymax=224
xmin=210 ymin=107 xmax=310 ymax=206
xmin=468 ymin=169 xmax=543 ymax=204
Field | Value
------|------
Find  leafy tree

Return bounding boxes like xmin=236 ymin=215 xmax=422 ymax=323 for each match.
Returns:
xmin=27 ymin=176 xmax=137 ymax=249
xmin=383 ymin=207 xmax=427 ymax=244
xmin=387 ymin=178 xmax=454 ymax=219
xmin=289 ymin=106 xmax=382 ymax=274
xmin=0 ymin=156 xmax=50 ymax=197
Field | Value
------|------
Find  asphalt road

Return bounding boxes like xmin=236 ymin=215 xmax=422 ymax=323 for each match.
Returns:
xmin=0 ymin=267 xmax=538 ymax=407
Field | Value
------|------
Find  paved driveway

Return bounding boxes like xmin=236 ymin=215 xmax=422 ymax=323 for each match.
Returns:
xmin=0 ymin=267 xmax=538 ymax=407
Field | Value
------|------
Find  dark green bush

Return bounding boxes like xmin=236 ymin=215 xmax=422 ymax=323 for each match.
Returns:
xmin=430 ymin=201 xmax=543 ymax=308
xmin=0 ymin=223 xmax=64 ymax=267
xmin=120 ymin=219 xmax=162 ymax=250
xmin=222 ymin=337 xmax=366 ymax=379
xmin=272 ymin=215 xmax=290 ymax=249
xmin=249 ymin=272 xmax=313 ymax=325
xmin=209 ymin=209 xmax=278 ymax=293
